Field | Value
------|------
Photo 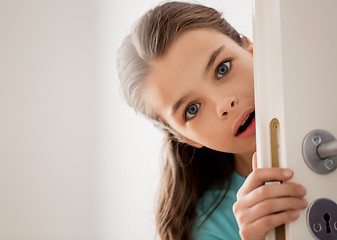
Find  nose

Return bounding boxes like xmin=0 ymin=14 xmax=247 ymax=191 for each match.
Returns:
xmin=217 ymin=96 xmax=237 ymax=118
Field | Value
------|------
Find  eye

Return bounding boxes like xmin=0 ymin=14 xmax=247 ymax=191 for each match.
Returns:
xmin=216 ymin=60 xmax=231 ymax=79
xmin=185 ymin=103 xmax=201 ymax=120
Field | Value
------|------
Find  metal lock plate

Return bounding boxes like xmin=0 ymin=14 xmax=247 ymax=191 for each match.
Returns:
xmin=307 ymin=198 xmax=337 ymax=239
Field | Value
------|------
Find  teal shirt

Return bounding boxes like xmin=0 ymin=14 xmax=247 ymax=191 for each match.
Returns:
xmin=192 ymin=172 xmax=245 ymax=240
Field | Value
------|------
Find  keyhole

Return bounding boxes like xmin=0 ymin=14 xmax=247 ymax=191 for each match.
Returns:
xmin=324 ymin=213 xmax=331 ymax=233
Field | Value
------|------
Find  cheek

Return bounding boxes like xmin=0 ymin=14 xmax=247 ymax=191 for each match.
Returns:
xmin=237 ymin=63 xmax=254 ymax=96
xmin=189 ymin=120 xmax=230 ymax=145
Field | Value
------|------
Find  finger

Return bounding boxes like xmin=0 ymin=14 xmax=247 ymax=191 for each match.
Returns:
xmin=242 ymin=197 xmax=308 ymax=224
xmin=242 ymin=183 xmax=306 ymax=208
xmin=240 ymin=210 xmax=300 ymax=240
xmin=237 ymin=168 xmax=293 ymax=197
xmin=252 ymin=152 xmax=257 ymax=170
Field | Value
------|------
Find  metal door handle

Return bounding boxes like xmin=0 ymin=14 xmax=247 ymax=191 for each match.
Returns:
xmin=302 ymin=129 xmax=337 ymax=174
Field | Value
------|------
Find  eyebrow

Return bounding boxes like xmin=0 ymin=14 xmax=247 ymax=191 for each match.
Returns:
xmin=171 ymin=95 xmax=189 ymax=116
xmin=205 ymin=45 xmax=226 ymax=73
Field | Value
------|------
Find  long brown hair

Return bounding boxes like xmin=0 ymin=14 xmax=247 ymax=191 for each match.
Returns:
xmin=117 ymin=2 xmax=247 ymax=239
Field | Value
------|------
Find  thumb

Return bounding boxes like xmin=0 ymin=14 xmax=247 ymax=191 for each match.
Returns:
xmin=252 ymin=152 xmax=258 ymax=170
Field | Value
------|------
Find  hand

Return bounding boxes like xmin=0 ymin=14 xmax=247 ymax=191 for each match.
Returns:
xmin=233 ymin=153 xmax=307 ymax=240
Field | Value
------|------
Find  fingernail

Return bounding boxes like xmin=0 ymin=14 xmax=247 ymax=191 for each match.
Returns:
xmin=283 ymin=169 xmax=292 ymax=177
xmin=289 ymin=211 xmax=299 ymax=219
xmin=300 ymin=199 xmax=308 ymax=208
xmin=297 ymin=186 xmax=306 ymax=196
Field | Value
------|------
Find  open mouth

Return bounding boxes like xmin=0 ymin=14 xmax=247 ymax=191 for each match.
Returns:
xmin=235 ymin=111 xmax=255 ymax=136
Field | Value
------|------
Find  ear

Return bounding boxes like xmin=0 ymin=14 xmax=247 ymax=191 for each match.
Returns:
xmin=241 ymin=35 xmax=253 ymax=54
xmin=182 ymin=137 xmax=203 ymax=148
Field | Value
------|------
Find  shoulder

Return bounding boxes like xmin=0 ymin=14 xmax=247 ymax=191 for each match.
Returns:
xmin=192 ymin=172 xmax=245 ymax=240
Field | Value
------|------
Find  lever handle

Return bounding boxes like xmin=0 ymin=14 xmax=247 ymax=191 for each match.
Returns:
xmin=317 ymin=140 xmax=337 ymax=159
xmin=302 ymin=129 xmax=337 ymax=174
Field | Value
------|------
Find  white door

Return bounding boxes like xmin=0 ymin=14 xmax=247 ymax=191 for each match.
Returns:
xmin=253 ymin=0 xmax=337 ymax=239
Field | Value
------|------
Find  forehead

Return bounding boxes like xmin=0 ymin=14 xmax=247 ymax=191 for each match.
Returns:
xmin=163 ymin=28 xmax=237 ymax=61
xmin=143 ymin=28 xmax=239 ymax=118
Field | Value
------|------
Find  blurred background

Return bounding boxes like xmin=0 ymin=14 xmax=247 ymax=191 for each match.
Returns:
xmin=0 ymin=0 xmax=252 ymax=239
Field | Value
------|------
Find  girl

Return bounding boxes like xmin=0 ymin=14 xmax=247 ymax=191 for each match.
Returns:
xmin=117 ymin=2 xmax=307 ymax=239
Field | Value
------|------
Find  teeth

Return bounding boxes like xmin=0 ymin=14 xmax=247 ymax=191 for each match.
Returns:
xmin=241 ymin=115 xmax=250 ymax=126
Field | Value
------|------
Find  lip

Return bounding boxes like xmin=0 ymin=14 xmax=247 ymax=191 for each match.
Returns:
xmin=233 ymin=108 xmax=256 ymax=138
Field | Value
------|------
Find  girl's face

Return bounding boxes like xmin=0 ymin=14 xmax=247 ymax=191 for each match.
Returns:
xmin=144 ymin=28 xmax=255 ymax=154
